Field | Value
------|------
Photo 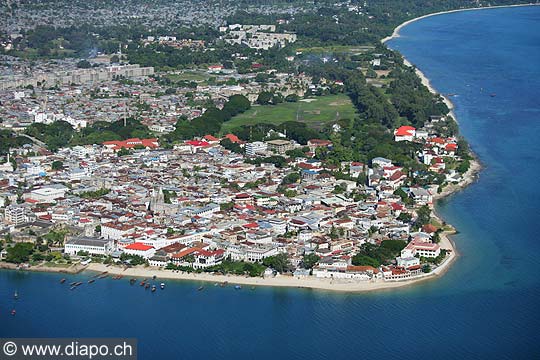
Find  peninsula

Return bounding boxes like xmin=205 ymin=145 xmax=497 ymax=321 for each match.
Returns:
xmin=0 ymin=0 xmax=496 ymax=292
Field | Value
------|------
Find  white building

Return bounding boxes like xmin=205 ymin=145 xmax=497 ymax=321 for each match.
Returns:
xmin=123 ymin=242 xmax=156 ymax=259
xmin=26 ymin=185 xmax=68 ymax=203
xmin=245 ymin=141 xmax=267 ymax=157
xmin=4 ymin=205 xmax=27 ymax=225
xmin=64 ymin=237 xmax=115 ymax=256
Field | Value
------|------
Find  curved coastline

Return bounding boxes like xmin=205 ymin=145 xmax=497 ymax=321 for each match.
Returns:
xmin=380 ymin=3 xmax=538 ymax=44
xmin=1 ymin=6 xmax=503 ymax=293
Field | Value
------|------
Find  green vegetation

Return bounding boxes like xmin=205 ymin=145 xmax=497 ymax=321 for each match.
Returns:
xmin=78 ymin=188 xmax=111 ymax=199
xmin=25 ymin=117 xmax=154 ymax=151
xmin=222 ymin=94 xmax=356 ymax=132
xmin=206 ymin=259 xmax=266 ymax=277
xmin=5 ymin=243 xmax=35 ymax=264
xmin=262 ymin=253 xmax=291 ymax=273
xmin=0 ymin=130 xmax=32 ymax=156
xmin=352 ymin=240 xmax=407 ymax=267
xmin=120 ymin=253 xmax=147 ymax=266
xmin=166 ymin=259 xmax=266 ymax=277
xmin=165 ymin=95 xmax=251 ymax=141
xmin=302 ymin=253 xmax=321 ymax=269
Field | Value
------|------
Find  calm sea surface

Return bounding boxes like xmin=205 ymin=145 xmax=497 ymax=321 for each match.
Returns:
xmin=2 ymin=6 xmax=540 ymax=359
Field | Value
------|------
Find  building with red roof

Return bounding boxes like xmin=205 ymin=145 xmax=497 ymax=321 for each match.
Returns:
xmin=102 ymin=138 xmax=159 ymax=151
xmin=123 ymin=242 xmax=156 ymax=258
xmin=394 ymin=126 xmax=416 ymax=142
xmin=224 ymin=133 xmax=242 ymax=144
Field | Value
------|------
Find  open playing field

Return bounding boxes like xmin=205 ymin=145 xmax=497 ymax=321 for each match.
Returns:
xmin=165 ymin=70 xmax=210 ymax=82
xmin=221 ymin=94 xmax=357 ymax=132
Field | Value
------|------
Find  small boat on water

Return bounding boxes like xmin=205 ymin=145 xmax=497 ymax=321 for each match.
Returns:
xmin=152 ymin=275 xmax=157 ymax=280
xmin=11 ymin=309 xmax=16 ymax=316
xmin=160 ymin=283 xmax=165 ymax=290
xmin=490 ymin=93 xmax=497 ymax=97
xmin=98 ymin=274 xmax=108 ymax=279
xmin=70 ymin=282 xmax=77 ymax=286
xmin=14 ymin=290 xmax=19 ymax=299
xmin=60 ymin=278 xmax=66 ymax=284
xmin=214 ymin=283 xmax=218 ymax=287
xmin=130 ymin=278 xmax=137 ymax=285
xmin=140 ymin=279 xmax=146 ymax=286
xmin=70 ymin=286 xmax=77 ymax=290
xmin=220 ymin=281 xmax=228 ymax=287
xmin=88 ymin=279 xmax=95 ymax=284
xmin=151 ymin=285 xmax=156 ymax=292
xmin=234 ymin=285 xmax=242 ymax=290
xmin=250 ymin=286 xmax=255 ymax=290
xmin=75 ymin=282 xmax=83 ymax=286
xmin=145 ymin=284 xmax=150 ymax=290
xmin=198 ymin=286 xmax=204 ymax=291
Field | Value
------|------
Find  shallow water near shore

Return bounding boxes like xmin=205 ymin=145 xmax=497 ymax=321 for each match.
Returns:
xmin=2 ymin=6 xmax=540 ymax=359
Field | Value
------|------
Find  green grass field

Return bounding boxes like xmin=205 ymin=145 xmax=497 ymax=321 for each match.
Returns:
xmin=296 ymin=45 xmax=375 ymax=55
xmin=221 ymin=94 xmax=357 ymax=132
xmin=165 ymin=71 xmax=210 ymax=82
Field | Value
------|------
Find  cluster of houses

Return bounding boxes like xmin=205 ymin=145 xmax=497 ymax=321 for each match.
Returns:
xmin=1 ymin=129 xmax=450 ymax=282
xmin=219 ymin=24 xmax=297 ymax=50
xmin=394 ymin=119 xmax=464 ymax=181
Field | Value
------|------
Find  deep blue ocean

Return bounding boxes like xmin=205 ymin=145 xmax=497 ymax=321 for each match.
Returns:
xmin=2 ymin=6 xmax=540 ymax=359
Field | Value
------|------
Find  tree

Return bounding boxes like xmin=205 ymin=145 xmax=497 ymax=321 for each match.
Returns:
xmin=51 ymin=160 xmax=64 ymax=170
xmin=256 ymin=91 xmax=273 ymax=105
xmin=285 ymin=94 xmax=299 ymax=102
xmin=262 ymin=253 xmax=291 ymax=273
xmin=6 ymin=243 xmax=34 ymax=264
xmin=415 ymin=205 xmax=431 ymax=228
xmin=76 ymin=60 xmax=92 ymax=68
xmin=351 ymin=254 xmax=380 ymax=268
xmin=223 ymin=95 xmax=251 ymax=117
xmin=302 ymin=253 xmax=320 ymax=269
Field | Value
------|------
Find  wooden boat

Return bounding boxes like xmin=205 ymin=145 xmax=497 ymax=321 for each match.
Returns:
xmin=60 ymin=278 xmax=66 ymax=284
xmin=88 ymin=279 xmax=95 ymax=284
xmin=197 ymin=286 xmax=204 ymax=291
xmin=70 ymin=282 xmax=77 ymax=286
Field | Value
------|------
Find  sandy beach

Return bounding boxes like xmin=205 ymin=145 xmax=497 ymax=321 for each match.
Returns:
xmin=380 ymin=3 xmax=538 ymax=44
xmin=0 ymin=262 xmax=86 ymax=274
xmin=85 ymin=255 xmax=455 ymax=293
xmin=381 ymin=3 xmax=539 ymax=124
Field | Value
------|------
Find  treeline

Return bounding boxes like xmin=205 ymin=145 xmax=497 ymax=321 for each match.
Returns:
xmin=25 ymin=118 xmax=153 ymax=151
xmin=165 ymin=95 xmax=251 ymax=141
xmin=0 ymin=130 xmax=32 ymax=155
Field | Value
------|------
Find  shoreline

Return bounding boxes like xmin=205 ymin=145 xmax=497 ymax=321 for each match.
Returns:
xmin=0 ymin=5 xmax=496 ymax=293
xmin=84 ymin=256 xmax=456 ymax=293
xmin=380 ymin=3 xmax=538 ymax=44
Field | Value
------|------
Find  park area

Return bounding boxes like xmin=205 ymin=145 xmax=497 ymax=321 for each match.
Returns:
xmin=221 ymin=94 xmax=357 ymax=132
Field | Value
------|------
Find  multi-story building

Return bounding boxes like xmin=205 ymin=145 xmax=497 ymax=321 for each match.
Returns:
xmin=64 ymin=237 xmax=115 ymax=256
xmin=4 ymin=205 xmax=26 ymax=225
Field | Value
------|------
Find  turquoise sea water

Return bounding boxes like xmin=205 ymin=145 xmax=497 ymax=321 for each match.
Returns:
xmin=2 ymin=6 xmax=540 ymax=359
